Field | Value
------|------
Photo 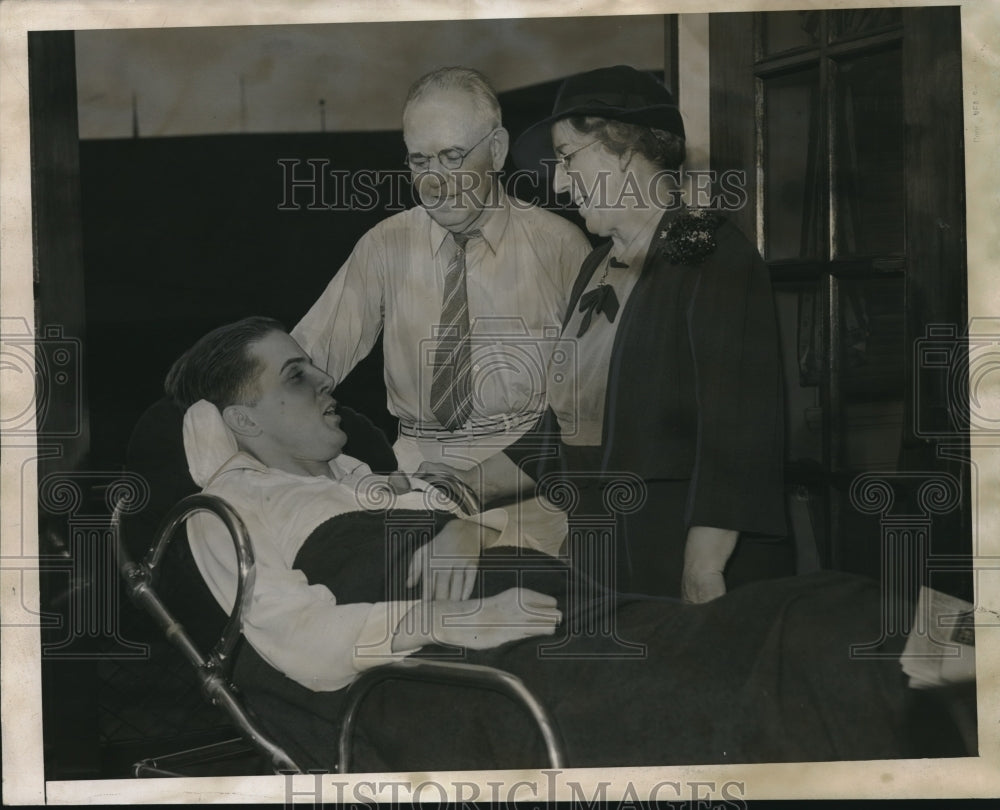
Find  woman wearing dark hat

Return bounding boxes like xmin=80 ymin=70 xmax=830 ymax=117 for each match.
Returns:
xmin=420 ymin=65 xmax=793 ymax=601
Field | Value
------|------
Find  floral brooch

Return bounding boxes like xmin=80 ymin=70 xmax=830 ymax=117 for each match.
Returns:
xmin=661 ymin=208 xmax=725 ymax=266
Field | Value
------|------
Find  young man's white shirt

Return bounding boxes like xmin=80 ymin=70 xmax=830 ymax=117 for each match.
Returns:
xmin=187 ymin=451 xmax=565 ymax=692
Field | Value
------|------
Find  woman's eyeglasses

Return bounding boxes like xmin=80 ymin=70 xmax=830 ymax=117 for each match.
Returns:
xmin=554 ymin=140 xmax=599 ymax=169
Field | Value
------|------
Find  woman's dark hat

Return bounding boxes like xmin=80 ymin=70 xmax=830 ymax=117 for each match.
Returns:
xmin=512 ymin=65 xmax=685 ymax=174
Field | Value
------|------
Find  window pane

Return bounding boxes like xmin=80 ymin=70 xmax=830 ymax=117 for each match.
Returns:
xmin=838 ymin=276 xmax=905 ymax=471
xmin=763 ymin=69 xmax=823 ymax=261
xmin=830 ymin=8 xmax=902 ymax=41
xmin=761 ymin=11 xmax=821 ymax=56
xmin=775 ymin=285 xmax=823 ymax=463
xmin=833 ymin=48 xmax=904 ymax=258
xmin=839 ymin=275 xmax=905 ymax=400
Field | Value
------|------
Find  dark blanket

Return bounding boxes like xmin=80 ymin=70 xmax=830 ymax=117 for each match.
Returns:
xmin=235 ymin=510 xmax=914 ymax=772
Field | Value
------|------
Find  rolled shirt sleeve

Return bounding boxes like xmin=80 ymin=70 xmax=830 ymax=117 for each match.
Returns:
xmin=186 ymin=459 xmax=565 ymax=692
xmin=291 ymin=227 xmax=386 ymax=385
xmin=461 ymin=500 xmax=566 ymax=557
xmin=188 ymin=477 xmax=419 ymax=693
xmin=291 ymin=200 xmax=590 ymax=432
xmin=240 ymin=558 xmax=420 ymax=691
xmin=411 ymin=474 xmax=567 ymax=557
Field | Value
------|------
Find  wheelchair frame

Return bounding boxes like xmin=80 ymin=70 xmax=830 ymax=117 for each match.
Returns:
xmin=114 ymin=492 xmax=566 ymax=775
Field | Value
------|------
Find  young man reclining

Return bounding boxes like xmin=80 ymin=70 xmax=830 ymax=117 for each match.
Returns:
xmin=164 ymin=316 xmax=953 ymax=772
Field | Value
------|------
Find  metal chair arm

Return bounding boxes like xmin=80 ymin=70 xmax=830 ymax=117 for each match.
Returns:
xmin=116 ymin=492 xmax=255 ymax=676
xmin=338 ymin=657 xmax=566 ymax=771
xmin=113 ymin=491 xmax=302 ymax=774
xmin=115 ymin=492 xmax=566 ymax=774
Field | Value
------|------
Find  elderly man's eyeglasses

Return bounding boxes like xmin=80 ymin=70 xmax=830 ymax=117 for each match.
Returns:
xmin=554 ymin=140 xmax=599 ymax=169
xmin=405 ymin=128 xmax=496 ymax=172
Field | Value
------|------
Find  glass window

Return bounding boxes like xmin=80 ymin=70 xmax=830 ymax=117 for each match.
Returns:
xmin=833 ymin=48 xmax=904 ymax=258
xmin=761 ymin=11 xmax=821 ymax=56
xmin=830 ymin=7 xmax=902 ymax=41
xmin=775 ymin=286 xmax=823 ymax=462
xmin=838 ymin=275 xmax=905 ymax=399
xmin=763 ymin=68 xmax=823 ymax=261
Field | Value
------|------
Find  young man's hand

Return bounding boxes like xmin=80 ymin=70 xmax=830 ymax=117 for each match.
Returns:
xmin=394 ymin=588 xmax=562 ymax=651
xmin=406 ymin=519 xmax=496 ymax=601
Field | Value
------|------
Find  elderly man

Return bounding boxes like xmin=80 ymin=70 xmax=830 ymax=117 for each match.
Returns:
xmin=292 ymin=67 xmax=590 ymax=472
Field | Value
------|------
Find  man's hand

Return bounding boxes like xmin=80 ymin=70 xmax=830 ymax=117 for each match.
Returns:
xmin=416 ymin=453 xmax=533 ymax=507
xmin=386 ymin=470 xmax=412 ymax=494
xmin=415 ymin=460 xmax=475 ymax=486
xmin=406 ymin=519 xmax=495 ymax=601
xmin=414 ymin=462 xmax=482 ymax=515
xmin=394 ymin=588 xmax=562 ymax=651
xmin=681 ymin=525 xmax=739 ymax=604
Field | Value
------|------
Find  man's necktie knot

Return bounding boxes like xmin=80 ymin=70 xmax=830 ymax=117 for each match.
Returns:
xmin=452 ymin=230 xmax=476 ymax=251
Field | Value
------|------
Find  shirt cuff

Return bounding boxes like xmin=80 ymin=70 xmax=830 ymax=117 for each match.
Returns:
xmin=458 ymin=507 xmax=512 ymax=549
xmin=351 ymin=600 xmax=421 ymax=672
xmin=461 ymin=499 xmax=567 ymax=555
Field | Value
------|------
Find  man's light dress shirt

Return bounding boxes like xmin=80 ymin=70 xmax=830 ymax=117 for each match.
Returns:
xmin=291 ymin=190 xmax=590 ymax=469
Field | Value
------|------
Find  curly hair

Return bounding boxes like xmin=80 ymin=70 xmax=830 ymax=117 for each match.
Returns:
xmin=164 ymin=316 xmax=285 ymax=410
xmin=566 ymin=115 xmax=686 ymax=171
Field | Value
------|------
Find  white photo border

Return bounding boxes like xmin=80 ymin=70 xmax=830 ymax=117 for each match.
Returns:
xmin=2 ymin=0 xmax=999 ymax=803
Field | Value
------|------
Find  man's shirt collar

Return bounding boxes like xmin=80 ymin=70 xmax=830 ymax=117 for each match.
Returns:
xmin=426 ymin=184 xmax=511 ymax=258
xmin=210 ymin=450 xmax=364 ymax=484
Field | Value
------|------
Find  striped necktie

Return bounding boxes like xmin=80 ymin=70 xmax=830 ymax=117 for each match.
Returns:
xmin=430 ymin=230 xmax=478 ymax=430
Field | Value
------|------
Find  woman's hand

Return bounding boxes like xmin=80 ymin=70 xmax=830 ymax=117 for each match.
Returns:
xmin=393 ymin=588 xmax=562 ymax=651
xmin=406 ymin=519 xmax=496 ymax=601
xmin=681 ymin=526 xmax=739 ymax=604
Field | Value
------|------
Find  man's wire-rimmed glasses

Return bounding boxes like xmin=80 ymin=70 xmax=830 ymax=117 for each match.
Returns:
xmin=405 ymin=128 xmax=497 ymax=173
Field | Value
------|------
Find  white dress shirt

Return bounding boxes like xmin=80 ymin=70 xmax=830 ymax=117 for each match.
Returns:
xmin=186 ymin=451 xmax=565 ymax=692
xmin=291 ymin=191 xmax=590 ymax=466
